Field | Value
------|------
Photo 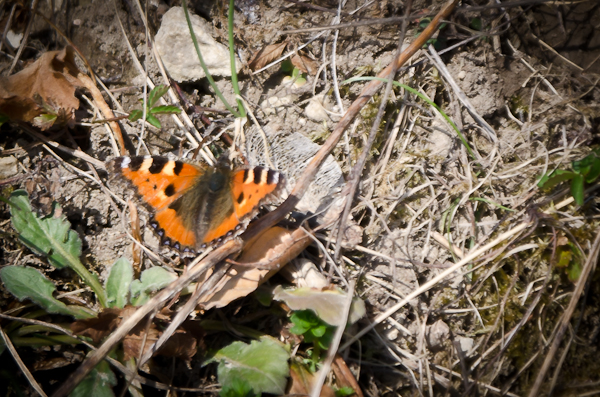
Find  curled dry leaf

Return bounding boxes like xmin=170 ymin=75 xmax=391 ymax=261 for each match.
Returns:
xmin=273 ymin=286 xmax=366 ymax=327
xmin=0 ymin=46 xmax=83 ymax=128
xmin=290 ymin=53 xmax=318 ymax=75
xmin=288 ymin=360 xmax=336 ymax=397
xmin=200 ymin=226 xmax=303 ymax=310
xmin=332 ymin=355 xmax=364 ymax=397
xmin=248 ymin=42 xmax=288 ymax=71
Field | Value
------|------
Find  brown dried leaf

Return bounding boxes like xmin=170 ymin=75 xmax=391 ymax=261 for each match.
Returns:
xmin=200 ymin=226 xmax=303 ymax=310
xmin=0 ymin=46 xmax=83 ymax=124
xmin=332 ymin=355 xmax=364 ymax=397
xmin=248 ymin=42 xmax=288 ymax=71
xmin=70 ymin=308 xmax=121 ymax=344
xmin=291 ymin=53 xmax=318 ymax=75
xmin=288 ymin=360 xmax=335 ymax=397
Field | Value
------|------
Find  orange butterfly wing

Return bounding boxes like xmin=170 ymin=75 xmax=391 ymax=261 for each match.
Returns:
xmin=111 ymin=156 xmax=204 ymax=249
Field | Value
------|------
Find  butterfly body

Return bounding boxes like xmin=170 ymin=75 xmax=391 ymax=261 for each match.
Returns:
xmin=108 ymin=156 xmax=284 ymax=253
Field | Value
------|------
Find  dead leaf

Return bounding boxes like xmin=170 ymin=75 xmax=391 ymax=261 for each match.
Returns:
xmin=332 ymin=355 xmax=364 ymax=397
xmin=70 ymin=308 xmax=121 ymax=344
xmin=248 ymin=42 xmax=288 ymax=71
xmin=200 ymin=226 xmax=305 ymax=310
xmin=291 ymin=53 xmax=318 ymax=75
xmin=288 ymin=360 xmax=335 ymax=397
xmin=273 ymin=286 xmax=366 ymax=326
xmin=0 ymin=46 xmax=83 ymax=126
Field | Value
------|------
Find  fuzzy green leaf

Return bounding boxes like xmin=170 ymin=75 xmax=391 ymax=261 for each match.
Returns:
xmin=70 ymin=360 xmax=117 ymax=397
xmin=145 ymin=114 xmax=162 ymax=129
xmin=149 ymin=105 xmax=181 ymax=115
xmin=130 ymin=267 xmax=177 ymax=306
xmin=105 ymin=258 xmax=133 ymax=309
xmin=7 ymin=190 xmax=107 ymax=307
xmin=9 ymin=190 xmax=81 ymax=269
xmin=148 ymin=85 xmax=170 ymax=108
xmin=208 ymin=337 xmax=290 ymax=395
xmin=0 ymin=266 xmax=94 ymax=319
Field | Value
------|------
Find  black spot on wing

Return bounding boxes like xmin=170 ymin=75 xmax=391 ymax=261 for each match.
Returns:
xmin=253 ymin=167 xmax=265 ymax=184
xmin=149 ymin=156 xmax=168 ymax=174
xmin=165 ymin=183 xmax=176 ymax=197
xmin=128 ymin=157 xmax=144 ymax=171
xmin=173 ymin=161 xmax=184 ymax=176
xmin=237 ymin=192 xmax=244 ymax=204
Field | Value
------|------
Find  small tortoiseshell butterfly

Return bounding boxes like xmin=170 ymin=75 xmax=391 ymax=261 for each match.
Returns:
xmin=108 ymin=156 xmax=284 ymax=254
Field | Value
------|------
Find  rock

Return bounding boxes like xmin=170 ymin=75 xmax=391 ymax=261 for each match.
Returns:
xmin=155 ymin=7 xmax=239 ymax=82
xmin=245 ymin=123 xmax=344 ymax=213
xmin=305 ymin=94 xmax=330 ymax=122
xmin=426 ymin=319 xmax=450 ymax=351
xmin=0 ymin=156 xmax=18 ymax=179
xmin=456 ymin=336 xmax=474 ymax=356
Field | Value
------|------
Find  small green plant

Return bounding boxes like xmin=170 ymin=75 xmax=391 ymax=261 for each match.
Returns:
xmin=538 ymin=148 xmax=600 ymax=206
xmin=0 ymin=190 xmax=179 ymax=393
xmin=128 ymin=85 xmax=181 ymax=129
xmin=289 ymin=310 xmax=335 ymax=372
xmin=281 ymin=59 xmax=307 ymax=87
xmin=415 ymin=17 xmax=447 ymax=50
xmin=555 ymin=241 xmax=582 ymax=282
xmin=207 ymin=336 xmax=290 ymax=396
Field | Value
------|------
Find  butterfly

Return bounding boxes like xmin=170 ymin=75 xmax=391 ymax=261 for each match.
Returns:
xmin=107 ymin=156 xmax=284 ymax=254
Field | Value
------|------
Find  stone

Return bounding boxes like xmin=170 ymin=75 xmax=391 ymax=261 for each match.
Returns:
xmin=155 ymin=7 xmax=240 ymax=82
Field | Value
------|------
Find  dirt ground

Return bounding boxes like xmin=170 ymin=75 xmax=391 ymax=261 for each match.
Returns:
xmin=1 ymin=0 xmax=600 ymax=396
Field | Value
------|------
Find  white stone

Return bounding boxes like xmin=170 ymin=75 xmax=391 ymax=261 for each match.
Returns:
xmin=6 ymin=31 xmax=23 ymax=49
xmin=155 ymin=7 xmax=240 ymax=82
xmin=305 ymin=94 xmax=330 ymax=122
xmin=0 ymin=156 xmax=18 ymax=179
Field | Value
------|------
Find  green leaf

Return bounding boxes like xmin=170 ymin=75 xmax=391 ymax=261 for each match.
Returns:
xmin=336 ymin=387 xmax=356 ymax=397
xmin=128 ymin=109 xmax=143 ymax=122
xmin=470 ymin=18 xmax=482 ymax=31
xmin=208 ymin=337 xmax=290 ymax=395
xmin=567 ymin=260 xmax=582 ymax=282
xmin=9 ymin=190 xmax=81 ymax=269
xmin=0 ymin=266 xmax=94 ymax=319
xmin=145 ymin=114 xmax=162 ymax=129
xmin=32 ymin=113 xmax=57 ymax=130
xmin=585 ymin=158 xmax=600 ymax=183
xmin=220 ymin=378 xmax=260 ymax=397
xmin=7 ymin=190 xmax=107 ymax=307
xmin=105 ymin=258 xmax=133 ymax=309
xmin=0 ymin=113 xmax=9 ymax=126
xmin=148 ymin=85 xmax=170 ymax=108
xmin=130 ymin=267 xmax=177 ymax=306
xmin=537 ymin=169 xmax=577 ymax=189
xmin=149 ymin=105 xmax=181 ymax=115
xmin=70 ymin=360 xmax=117 ymax=397
xmin=571 ymin=173 xmax=585 ymax=205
